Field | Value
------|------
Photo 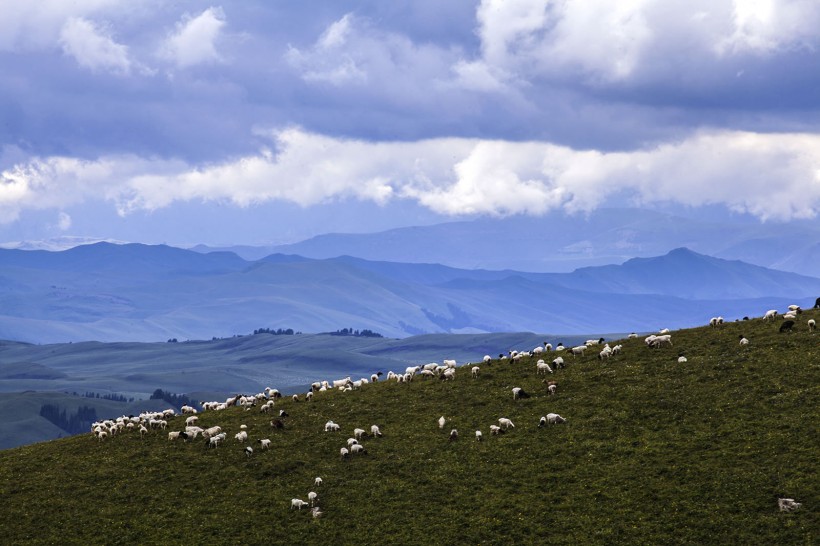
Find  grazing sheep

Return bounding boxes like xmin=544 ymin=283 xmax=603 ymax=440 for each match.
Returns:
xmin=291 ymin=498 xmax=309 ymax=510
xmin=235 ymin=431 xmax=248 ymax=443
xmin=311 ymin=507 xmax=323 ymax=519
xmin=308 ymin=491 xmax=318 ymax=506
xmin=449 ymin=429 xmax=458 ymax=441
xmin=538 ymin=416 xmax=547 ymax=427
xmin=764 ymin=309 xmax=778 ymax=321
xmin=185 ymin=415 xmax=199 ymax=426
xmin=778 ymin=498 xmax=802 ymax=512
xmin=547 ymin=383 xmax=557 ymax=395
xmin=808 ymin=319 xmax=816 ymax=331
xmin=139 ymin=425 xmax=148 ymax=438
xmin=370 ymin=425 xmax=383 ymax=437
xmin=257 ymin=438 xmax=271 ymax=449
xmin=347 ymin=437 xmax=359 ymax=447
xmin=340 ymin=447 xmax=349 ymax=459
xmin=536 ymin=360 xmax=553 ymax=375
xmin=570 ymin=345 xmax=587 ymax=356
xmin=552 ymin=357 xmax=565 ymax=369
xmin=483 ymin=355 xmax=492 ymax=363
xmin=438 ymin=416 xmax=446 ymax=429
xmin=314 ymin=477 xmax=323 ymax=487
xmin=545 ymin=413 xmax=566 ymax=424
xmin=739 ymin=335 xmax=749 ymax=346
xmin=471 ymin=366 xmax=480 ymax=378
xmin=489 ymin=425 xmax=503 ymax=435
xmin=324 ymin=420 xmax=340 ymax=432
xmin=815 ymin=297 xmax=820 ymax=309
xmin=512 ymin=387 xmax=530 ymax=400
xmin=678 ymin=356 xmax=688 ymax=363
xmin=279 ymin=410 xmax=289 ymax=418
xmin=306 ymin=392 xmax=313 ymax=402
xmin=475 ymin=430 xmax=482 ymax=441
xmin=167 ymin=431 xmax=181 ymax=441
xmin=244 ymin=446 xmax=253 ymax=458
xmin=498 ymin=418 xmax=515 ymax=430
xmin=354 ymin=428 xmax=366 ymax=440
xmin=350 ymin=444 xmax=366 ymax=455
xmin=270 ymin=419 xmax=285 ymax=429
xmin=779 ymin=320 xmax=795 ymax=333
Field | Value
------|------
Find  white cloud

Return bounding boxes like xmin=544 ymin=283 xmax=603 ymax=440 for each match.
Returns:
xmin=57 ymin=212 xmax=72 ymax=231
xmin=0 ymin=0 xmax=117 ymax=51
xmin=716 ymin=0 xmax=820 ymax=56
xmin=2 ymin=128 xmax=820 ymax=224
xmin=160 ymin=6 xmax=226 ymax=68
xmin=59 ymin=17 xmax=132 ymax=74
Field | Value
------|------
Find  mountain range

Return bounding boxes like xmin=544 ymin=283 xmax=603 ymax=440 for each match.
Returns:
xmin=191 ymin=208 xmax=820 ymax=276
xmin=1 ymin=242 xmax=817 ymax=344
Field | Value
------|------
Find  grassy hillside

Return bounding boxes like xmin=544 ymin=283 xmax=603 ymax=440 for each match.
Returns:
xmin=0 ymin=312 xmax=817 ymax=545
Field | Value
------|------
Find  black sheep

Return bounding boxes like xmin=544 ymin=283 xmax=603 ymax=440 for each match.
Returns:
xmin=779 ymin=320 xmax=795 ymax=333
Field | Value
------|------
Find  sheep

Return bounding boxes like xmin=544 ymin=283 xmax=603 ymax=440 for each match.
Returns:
xmin=441 ymin=368 xmax=456 ymax=381
xmin=739 ymin=335 xmax=749 ymax=346
xmin=350 ymin=444 xmax=366 ymax=455
xmin=244 ymin=446 xmax=253 ymax=458
xmin=305 ymin=391 xmax=313 ymax=402
xmin=498 ymin=418 xmax=515 ymax=430
xmin=168 ymin=431 xmax=181 ymax=441
xmin=314 ymin=477 xmax=323 ymax=487
xmin=598 ymin=345 xmax=613 ymax=360
xmin=779 ymin=320 xmax=795 ymax=333
xmin=709 ymin=316 xmax=724 ymax=327
xmin=546 ymin=413 xmax=566 ymax=424
xmin=340 ymin=447 xmax=349 ymax=459
xmin=489 ymin=425 xmax=503 ymax=435
xmin=324 ymin=420 xmax=340 ymax=432
xmin=778 ymin=498 xmax=802 ymax=512
xmin=270 ymin=419 xmax=285 ymax=429
xmin=471 ymin=366 xmax=480 ymax=378
xmin=354 ymin=428 xmax=366 ymax=440
xmin=291 ymin=498 xmax=309 ymax=510
xmin=311 ymin=507 xmax=323 ymax=519
xmin=483 ymin=355 xmax=492 ymax=363
xmin=808 ymin=319 xmax=816 ymax=331
xmin=139 ymin=425 xmax=148 ymax=438
xmin=538 ymin=416 xmax=547 ymax=428
xmin=257 ymin=438 xmax=271 ymax=449
xmin=543 ymin=342 xmax=553 ymax=351
xmin=240 ymin=424 xmax=248 ymax=430
xmin=552 ymin=356 xmax=565 ymax=369
xmin=279 ymin=410 xmax=289 ymax=418
xmin=185 ymin=415 xmax=199 ymax=426
xmin=475 ymin=430 xmax=483 ymax=441
xmin=449 ymin=429 xmax=458 ymax=441
xmin=207 ymin=433 xmax=227 ymax=448
xmin=308 ymin=491 xmax=318 ymax=506
xmin=235 ymin=431 xmax=248 ymax=443
xmin=678 ymin=356 xmax=688 ymax=363
xmin=332 ymin=377 xmax=353 ymax=388
xmin=764 ymin=309 xmax=778 ymax=321
xmin=570 ymin=345 xmax=587 ymax=356
xmin=181 ymin=405 xmax=197 ymax=414
xmin=347 ymin=438 xmax=359 ymax=447
xmin=788 ymin=304 xmax=802 ymax=313
xmin=202 ymin=426 xmax=222 ymax=440
xmin=512 ymin=387 xmax=530 ymax=400
xmin=536 ymin=360 xmax=553 ymax=375
xmin=555 ymin=343 xmax=565 ymax=351
xmin=443 ymin=359 xmax=457 ymax=368
xmin=438 ymin=416 xmax=446 ymax=429
xmin=370 ymin=425 xmax=383 ymax=437
xmin=547 ymin=383 xmax=557 ymax=395
xmin=815 ymin=297 xmax=820 ymax=309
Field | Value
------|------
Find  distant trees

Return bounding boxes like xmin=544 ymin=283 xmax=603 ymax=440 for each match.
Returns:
xmin=253 ymin=327 xmax=300 ymax=336
xmin=150 ymin=389 xmax=197 ymax=410
xmin=328 ymin=328 xmax=383 ymax=338
xmin=39 ymin=404 xmax=98 ymax=435
xmin=74 ymin=391 xmax=133 ymax=402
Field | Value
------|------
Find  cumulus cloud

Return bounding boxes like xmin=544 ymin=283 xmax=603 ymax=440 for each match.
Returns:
xmin=2 ymin=128 xmax=819 ymax=224
xmin=160 ymin=6 xmax=226 ymax=67
xmin=0 ymin=0 xmax=117 ymax=51
xmin=59 ymin=17 xmax=132 ymax=74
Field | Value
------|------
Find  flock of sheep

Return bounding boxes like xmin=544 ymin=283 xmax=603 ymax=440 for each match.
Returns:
xmin=90 ymin=302 xmax=814 ymax=514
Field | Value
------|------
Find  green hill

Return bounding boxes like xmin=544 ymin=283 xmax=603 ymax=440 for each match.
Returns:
xmin=0 ymin=312 xmax=817 ymax=545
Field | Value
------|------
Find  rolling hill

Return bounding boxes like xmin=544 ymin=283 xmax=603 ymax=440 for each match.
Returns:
xmin=0 ymin=313 xmax=816 ymax=544
xmin=1 ymin=242 xmax=818 ymax=344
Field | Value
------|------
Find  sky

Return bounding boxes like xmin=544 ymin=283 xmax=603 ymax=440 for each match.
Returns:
xmin=1 ymin=0 xmax=820 ymax=247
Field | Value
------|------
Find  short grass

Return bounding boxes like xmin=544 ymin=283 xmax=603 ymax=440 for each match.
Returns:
xmin=0 ymin=311 xmax=817 ymax=545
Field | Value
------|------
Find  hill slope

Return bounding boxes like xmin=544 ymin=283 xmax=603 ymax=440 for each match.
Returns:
xmin=0 ymin=312 xmax=816 ymax=544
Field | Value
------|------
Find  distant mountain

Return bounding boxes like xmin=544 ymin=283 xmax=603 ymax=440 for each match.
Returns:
xmin=259 ymin=208 xmax=820 ymax=276
xmin=1 ymin=243 xmax=817 ymax=344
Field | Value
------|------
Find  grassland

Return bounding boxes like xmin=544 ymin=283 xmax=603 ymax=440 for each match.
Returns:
xmin=0 ymin=311 xmax=817 ymax=545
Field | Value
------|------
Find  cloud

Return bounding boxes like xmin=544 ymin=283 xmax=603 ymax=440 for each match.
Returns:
xmin=2 ymin=128 xmax=819 ymax=224
xmin=160 ymin=6 xmax=226 ymax=67
xmin=0 ymin=0 xmax=118 ymax=51
xmin=57 ymin=211 xmax=72 ymax=231
xmin=59 ymin=17 xmax=132 ymax=74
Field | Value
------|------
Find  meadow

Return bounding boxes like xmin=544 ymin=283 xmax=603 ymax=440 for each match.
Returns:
xmin=0 ymin=311 xmax=816 ymax=545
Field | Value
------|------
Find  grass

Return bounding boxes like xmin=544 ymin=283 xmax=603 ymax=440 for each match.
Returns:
xmin=0 ymin=311 xmax=817 ymax=545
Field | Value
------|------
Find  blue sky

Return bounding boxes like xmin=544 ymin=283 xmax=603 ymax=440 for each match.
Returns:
xmin=1 ymin=0 xmax=820 ymax=247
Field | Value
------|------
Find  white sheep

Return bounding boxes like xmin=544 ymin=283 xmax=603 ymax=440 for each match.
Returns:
xmin=438 ymin=416 xmax=446 ymax=429
xmin=235 ymin=431 xmax=248 ymax=443
xmin=340 ymin=447 xmax=349 ymax=459
xmin=678 ymin=356 xmax=688 ymax=363
xmin=475 ymin=430 xmax=482 ymax=441
xmin=308 ymin=491 xmax=318 ymax=506
xmin=545 ymin=413 xmax=566 ymax=424
xmin=311 ymin=507 xmax=323 ymax=519
xmin=306 ymin=391 xmax=313 ymax=402
xmin=536 ymin=360 xmax=553 ymax=375
xmin=314 ymin=477 xmax=323 ymax=487
xmin=347 ymin=438 xmax=359 ymax=447
xmin=489 ymin=425 xmax=502 ymax=435
xmin=471 ymin=366 xmax=480 ymax=378
xmin=808 ymin=319 xmax=816 ymax=331
xmin=244 ymin=446 xmax=253 ymax=458
xmin=168 ymin=431 xmax=181 ymax=441
xmin=185 ymin=415 xmax=198 ymax=426
xmin=483 ymin=355 xmax=492 ymax=363
xmin=370 ymin=425 xmax=383 ymax=437
xmin=570 ymin=345 xmax=587 ymax=356
xmin=547 ymin=383 xmax=557 ymax=395
xmin=449 ymin=429 xmax=458 ymax=441
xmin=257 ymin=438 xmax=271 ymax=449
xmin=291 ymin=498 xmax=309 ymax=510
xmin=324 ymin=420 xmax=340 ymax=432
xmin=350 ymin=444 xmax=366 ymax=454
xmin=552 ymin=356 xmax=564 ymax=369
xmin=443 ymin=359 xmax=457 ymax=368
xmin=354 ymin=428 xmax=366 ymax=440
xmin=512 ymin=387 xmax=530 ymax=400
xmin=764 ymin=309 xmax=778 ymax=321
xmin=778 ymin=498 xmax=802 ymax=512
xmin=739 ymin=335 xmax=749 ymax=346
xmin=498 ymin=418 xmax=515 ymax=430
